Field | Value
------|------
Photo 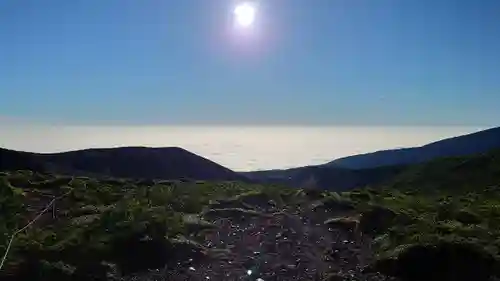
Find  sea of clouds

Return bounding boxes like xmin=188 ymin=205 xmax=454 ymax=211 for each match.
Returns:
xmin=0 ymin=121 xmax=484 ymax=171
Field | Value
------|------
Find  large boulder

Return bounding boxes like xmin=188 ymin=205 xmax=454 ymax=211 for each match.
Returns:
xmin=358 ymin=205 xmax=397 ymax=235
xmin=455 ymin=209 xmax=482 ymax=225
xmin=109 ymin=233 xmax=207 ymax=275
xmin=373 ymin=241 xmax=497 ymax=281
xmin=312 ymin=197 xmax=355 ymax=213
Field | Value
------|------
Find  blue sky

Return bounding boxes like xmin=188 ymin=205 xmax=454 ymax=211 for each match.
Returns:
xmin=1 ymin=0 xmax=499 ymax=126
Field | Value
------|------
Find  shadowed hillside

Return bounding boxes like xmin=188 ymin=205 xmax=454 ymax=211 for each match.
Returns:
xmin=242 ymin=164 xmax=407 ymax=191
xmin=385 ymin=149 xmax=500 ymax=191
xmin=0 ymin=148 xmax=46 ymax=172
xmin=243 ymin=126 xmax=500 ymax=190
xmin=0 ymin=147 xmax=249 ymax=182
xmin=327 ymin=126 xmax=500 ymax=169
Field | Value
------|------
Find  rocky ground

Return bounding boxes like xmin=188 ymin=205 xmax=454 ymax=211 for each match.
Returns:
xmin=123 ymin=196 xmax=396 ymax=281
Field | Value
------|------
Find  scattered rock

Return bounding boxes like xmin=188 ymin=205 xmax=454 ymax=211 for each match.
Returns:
xmin=165 ymin=198 xmax=389 ymax=281
xmin=235 ymin=192 xmax=278 ymax=210
xmin=322 ymin=272 xmax=346 ymax=281
xmin=70 ymin=214 xmax=100 ymax=226
xmin=183 ymin=214 xmax=218 ymax=235
xmin=27 ymin=177 xmax=73 ymax=190
xmin=202 ymin=208 xmax=272 ymax=221
xmin=324 ymin=217 xmax=359 ymax=233
xmin=208 ymin=198 xmax=255 ymax=210
xmin=168 ymin=236 xmax=209 ymax=263
xmin=313 ymin=197 xmax=355 ymax=213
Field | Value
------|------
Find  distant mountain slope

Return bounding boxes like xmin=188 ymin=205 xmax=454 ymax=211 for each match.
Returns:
xmin=327 ymin=126 xmax=500 ymax=169
xmin=385 ymin=149 xmax=500 ymax=191
xmin=0 ymin=146 xmax=249 ymax=181
xmin=0 ymin=148 xmax=45 ymax=172
xmin=246 ymin=146 xmax=500 ymax=191
xmin=242 ymin=164 xmax=407 ymax=190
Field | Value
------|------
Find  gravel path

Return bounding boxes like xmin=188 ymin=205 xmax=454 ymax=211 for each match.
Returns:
xmin=125 ymin=202 xmax=395 ymax=281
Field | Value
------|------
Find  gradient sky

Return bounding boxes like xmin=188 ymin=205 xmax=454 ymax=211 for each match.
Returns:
xmin=1 ymin=0 xmax=499 ymax=126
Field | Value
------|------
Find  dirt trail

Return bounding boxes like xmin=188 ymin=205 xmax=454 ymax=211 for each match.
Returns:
xmin=126 ymin=201 xmax=393 ymax=281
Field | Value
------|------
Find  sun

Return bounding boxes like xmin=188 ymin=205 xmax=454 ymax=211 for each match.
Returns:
xmin=233 ymin=2 xmax=257 ymax=28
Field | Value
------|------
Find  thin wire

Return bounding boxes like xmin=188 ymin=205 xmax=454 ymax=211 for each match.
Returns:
xmin=0 ymin=189 xmax=72 ymax=271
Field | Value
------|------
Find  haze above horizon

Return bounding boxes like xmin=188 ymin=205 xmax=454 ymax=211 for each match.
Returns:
xmin=0 ymin=122 xmax=487 ymax=171
xmin=1 ymin=0 xmax=499 ymax=126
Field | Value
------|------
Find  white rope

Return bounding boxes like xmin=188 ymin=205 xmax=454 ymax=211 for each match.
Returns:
xmin=0 ymin=189 xmax=72 ymax=271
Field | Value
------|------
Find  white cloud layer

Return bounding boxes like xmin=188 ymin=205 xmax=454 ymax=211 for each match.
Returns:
xmin=0 ymin=121 xmax=485 ymax=171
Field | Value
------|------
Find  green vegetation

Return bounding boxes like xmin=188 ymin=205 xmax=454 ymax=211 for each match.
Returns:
xmin=0 ymin=171 xmax=293 ymax=280
xmin=388 ymin=149 xmax=500 ymax=191
xmin=1 ymin=149 xmax=500 ymax=281
xmin=346 ymin=187 xmax=500 ymax=255
xmin=341 ymin=150 xmax=500 ymax=280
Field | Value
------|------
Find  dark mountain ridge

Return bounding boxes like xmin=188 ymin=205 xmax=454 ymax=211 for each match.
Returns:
xmin=0 ymin=146 xmax=248 ymax=182
xmin=0 ymin=148 xmax=46 ymax=172
xmin=243 ymin=126 xmax=500 ymax=190
xmin=328 ymin=126 xmax=500 ymax=169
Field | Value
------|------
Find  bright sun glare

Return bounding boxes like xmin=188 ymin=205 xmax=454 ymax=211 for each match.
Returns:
xmin=233 ymin=2 xmax=256 ymax=28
